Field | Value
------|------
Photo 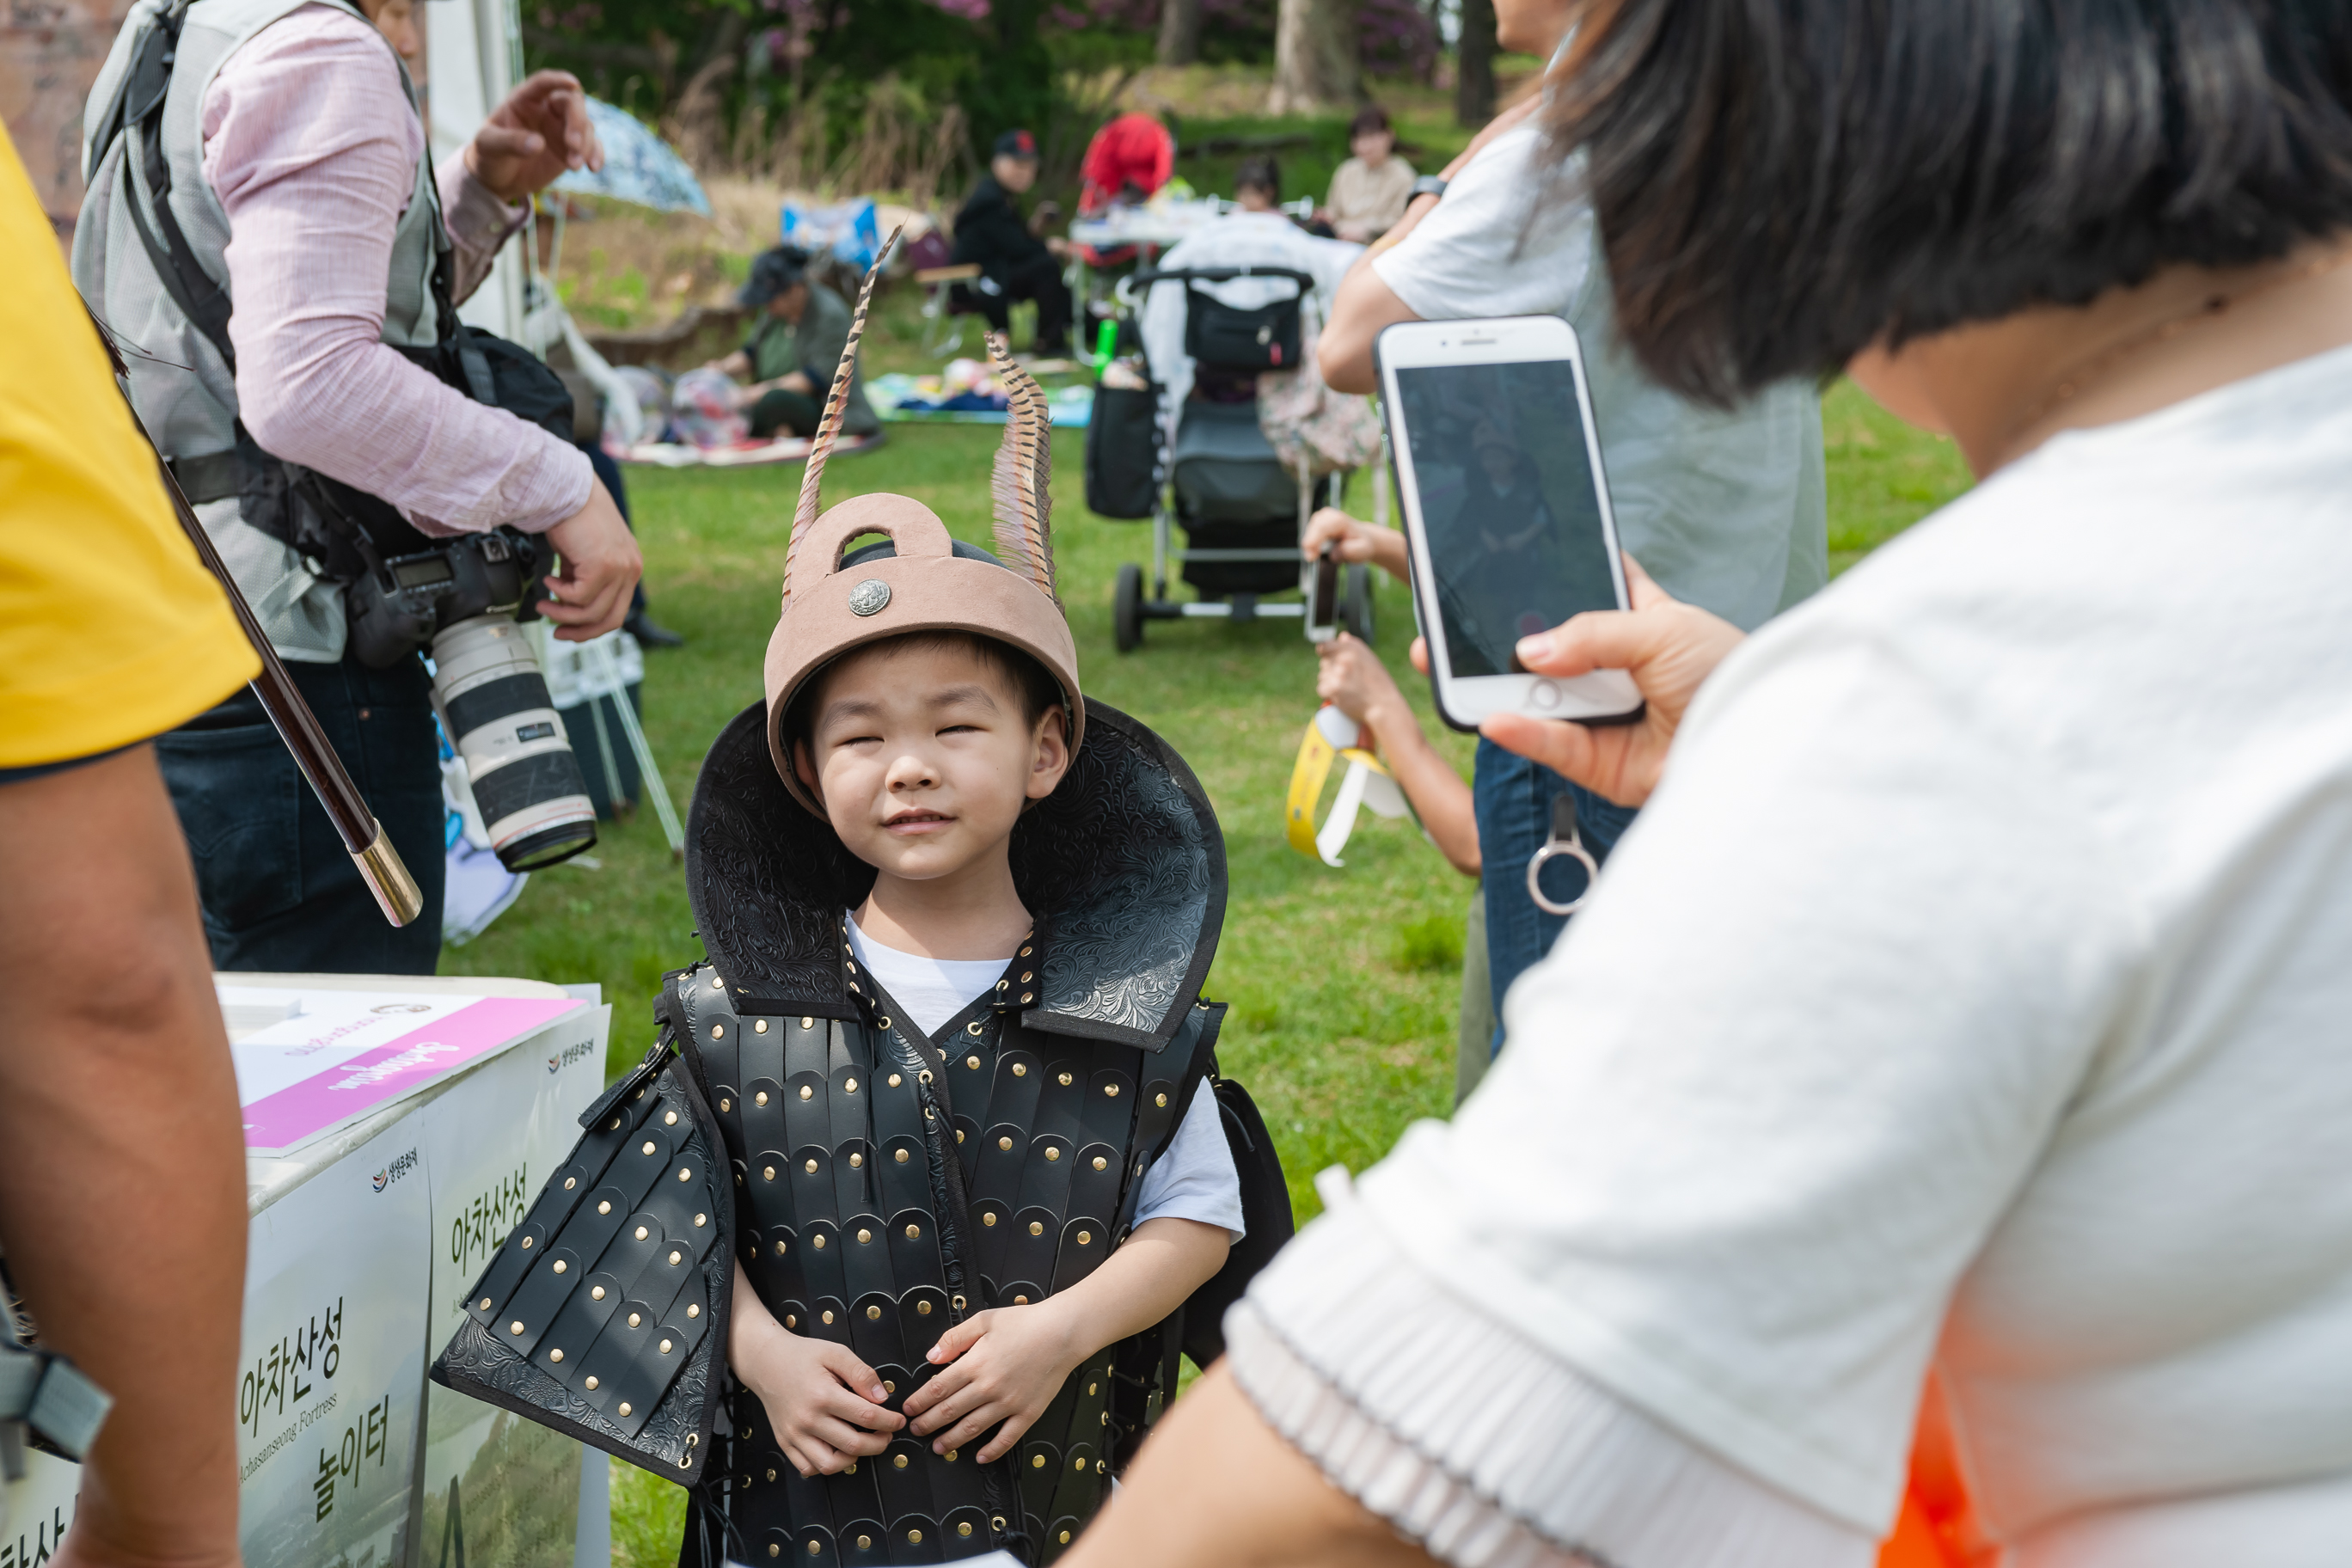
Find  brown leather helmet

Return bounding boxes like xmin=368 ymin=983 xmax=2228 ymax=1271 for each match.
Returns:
xmin=763 ymin=242 xmax=1080 ymax=815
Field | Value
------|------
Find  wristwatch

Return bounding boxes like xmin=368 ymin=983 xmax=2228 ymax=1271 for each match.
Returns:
xmin=1409 ymin=176 xmax=1449 ymax=201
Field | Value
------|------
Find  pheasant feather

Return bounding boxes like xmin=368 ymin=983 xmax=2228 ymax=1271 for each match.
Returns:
xmin=985 ymin=332 xmax=1057 ymax=604
xmin=785 ymin=225 xmax=902 ymax=603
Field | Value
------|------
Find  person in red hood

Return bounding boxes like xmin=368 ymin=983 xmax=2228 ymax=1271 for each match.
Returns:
xmin=1079 ymin=111 xmax=1174 ymax=214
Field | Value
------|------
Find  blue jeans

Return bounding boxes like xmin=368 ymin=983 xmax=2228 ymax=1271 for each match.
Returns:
xmin=1473 ymin=738 xmax=1638 ymax=1057
xmin=156 ymin=654 xmax=445 ymax=973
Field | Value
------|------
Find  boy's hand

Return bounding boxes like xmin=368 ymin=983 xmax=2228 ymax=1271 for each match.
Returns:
xmin=903 ymin=1301 xmax=1084 ymax=1463
xmin=1315 ymin=633 xmax=1408 ymax=742
xmin=1302 ymin=507 xmax=1409 ymax=581
xmin=731 ymin=1264 xmax=904 ymax=1477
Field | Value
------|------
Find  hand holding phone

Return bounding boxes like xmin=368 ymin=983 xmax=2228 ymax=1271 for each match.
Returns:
xmin=1304 ymin=544 xmax=1341 ymax=643
xmin=1374 ymin=315 xmax=1643 ymax=730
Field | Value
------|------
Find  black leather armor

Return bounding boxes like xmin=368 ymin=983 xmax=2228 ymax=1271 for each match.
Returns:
xmin=432 ymin=695 xmax=1267 ymax=1566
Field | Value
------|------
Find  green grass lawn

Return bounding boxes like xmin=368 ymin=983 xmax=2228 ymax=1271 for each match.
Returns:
xmin=440 ymin=381 xmax=1969 ymax=1562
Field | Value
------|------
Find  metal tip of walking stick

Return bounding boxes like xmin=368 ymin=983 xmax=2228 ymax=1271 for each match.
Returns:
xmin=352 ymin=818 xmax=426 ymax=927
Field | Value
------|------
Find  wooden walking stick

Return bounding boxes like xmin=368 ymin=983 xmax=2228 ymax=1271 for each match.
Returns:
xmin=90 ymin=313 xmax=425 ymax=928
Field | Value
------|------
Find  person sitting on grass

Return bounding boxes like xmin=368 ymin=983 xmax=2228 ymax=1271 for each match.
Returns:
xmin=668 ymin=326 xmax=1253 ymax=1560
xmin=706 ymin=245 xmax=880 ymax=443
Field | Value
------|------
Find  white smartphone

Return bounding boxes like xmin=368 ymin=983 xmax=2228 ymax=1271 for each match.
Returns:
xmin=1375 ymin=315 xmax=1643 ymax=730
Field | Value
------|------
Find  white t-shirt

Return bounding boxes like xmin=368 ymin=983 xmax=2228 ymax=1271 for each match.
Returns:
xmin=846 ymin=915 xmax=1245 ymax=1239
xmin=1372 ymin=125 xmax=1827 ymax=632
xmin=1239 ymin=343 xmax=2352 ymax=1567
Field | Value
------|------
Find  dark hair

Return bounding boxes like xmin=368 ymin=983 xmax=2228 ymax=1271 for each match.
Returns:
xmin=788 ymin=630 xmax=1065 ymax=754
xmin=1544 ymin=0 xmax=2352 ymax=404
xmin=1348 ymin=105 xmax=1393 ymax=140
xmin=1234 ymin=156 xmax=1282 ymax=198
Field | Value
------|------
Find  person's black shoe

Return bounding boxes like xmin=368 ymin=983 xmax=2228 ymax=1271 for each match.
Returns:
xmin=624 ymin=610 xmax=684 ymax=649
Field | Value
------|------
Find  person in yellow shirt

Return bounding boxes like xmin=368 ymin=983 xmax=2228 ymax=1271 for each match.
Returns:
xmin=1 ymin=126 xmax=255 ymax=1568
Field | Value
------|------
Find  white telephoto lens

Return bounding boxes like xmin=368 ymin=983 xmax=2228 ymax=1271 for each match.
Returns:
xmin=432 ymin=614 xmax=597 ymax=870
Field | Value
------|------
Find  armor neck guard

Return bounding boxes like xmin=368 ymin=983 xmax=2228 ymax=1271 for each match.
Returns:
xmin=685 ymin=697 xmax=1226 ymax=1053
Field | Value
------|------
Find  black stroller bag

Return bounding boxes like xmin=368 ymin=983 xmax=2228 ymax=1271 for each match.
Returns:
xmin=1183 ymin=286 xmax=1302 ymax=371
xmin=1085 ymin=383 xmax=1161 ymax=519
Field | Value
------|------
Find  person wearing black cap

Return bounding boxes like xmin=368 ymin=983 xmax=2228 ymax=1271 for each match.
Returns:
xmin=707 ymin=245 xmax=879 ymax=441
xmin=949 ymin=128 xmax=1075 ymax=357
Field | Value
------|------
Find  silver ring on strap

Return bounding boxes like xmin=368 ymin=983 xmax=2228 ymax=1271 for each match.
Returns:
xmin=1525 ymin=793 xmax=1599 ymax=916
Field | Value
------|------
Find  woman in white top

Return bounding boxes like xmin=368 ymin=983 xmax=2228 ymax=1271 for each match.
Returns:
xmin=1069 ymin=2 xmax=2352 ymax=1566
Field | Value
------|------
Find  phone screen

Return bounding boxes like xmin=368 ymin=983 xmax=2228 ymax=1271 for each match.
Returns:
xmin=1392 ymin=358 xmax=1618 ymax=678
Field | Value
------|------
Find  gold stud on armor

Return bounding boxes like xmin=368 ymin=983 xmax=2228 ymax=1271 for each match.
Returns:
xmin=1077 ymin=1230 xmax=1092 ymax=1245
xmin=679 ymin=1167 xmax=692 ymax=1181
xmin=892 ymin=1453 xmax=908 ymax=1469
xmin=659 ymin=1338 xmax=673 ymax=1354
xmin=548 ymin=1348 xmax=563 ymax=1363
xmin=1032 ymin=1455 xmax=1045 ymax=1468
xmin=665 ymin=1111 xmax=678 ymax=1126
xmin=635 ymin=1226 xmax=649 ymax=1240
xmin=799 ymin=1085 xmax=813 ymax=1100
xmin=592 ymin=1285 xmax=606 ymax=1301
xmin=599 ymin=1200 xmax=612 ymax=1215
xmin=1106 ymin=1083 xmax=1119 ymax=1097
xmin=849 ymin=1152 xmax=863 ymax=1168
xmin=895 ymin=1148 xmax=910 ymax=1163
xmin=585 ymin=1375 xmax=598 ymax=1390
xmin=711 ymin=1024 xmax=725 ymax=1038
xmin=641 ymin=1140 xmax=656 ymax=1155
xmin=479 ymin=1297 xmax=492 ymax=1310
xmin=805 ymin=1158 xmax=818 ymax=1173
xmin=1058 ymin=1071 xmax=1073 ymax=1087
xmin=967 ymin=1055 xmax=982 ymax=1069
xmin=1155 ymin=1093 xmax=1167 ymax=1107
xmin=1014 ymin=1294 xmax=1030 ymax=1305
xmin=888 ymin=1074 xmax=902 ymax=1087
xmin=509 ymin=1320 xmax=524 ymax=1335
xmin=520 ymin=1236 xmax=533 ymax=1249
xmin=998 ymin=1136 xmax=1014 ymax=1151
xmin=1044 ymin=1147 xmax=1061 ymax=1162
xmin=1028 ymin=1221 xmax=1044 ymax=1235
xmin=756 ymin=1091 xmax=769 ymax=1106
xmin=1012 ymin=1063 xmax=1026 ymax=1078
xmin=983 ymin=1213 xmax=997 ymax=1227
xmin=668 ymin=1249 xmax=683 ymax=1265
xmin=905 ymin=1223 xmax=920 ymax=1239
xmin=689 ymin=1302 xmax=701 ymax=1319
xmin=756 ymin=1019 xmax=769 ymax=1033
xmin=857 ymin=1228 xmax=872 ymax=1243
xmin=553 ymin=1260 xmax=568 ymax=1275
xmin=720 ymin=1098 xmax=732 ymax=1112
xmin=563 ymin=1177 xmax=577 ymax=1191
xmin=1093 ymin=1156 xmax=1108 ymax=1171
xmin=822 ymin=1309 xmax=835 ymax=1324
xmin=958 ymin=1523 xmax=973 ymax=1539
xmin=628 ymin=1313 xmax=641 ymax=1327
xmin=916 ymin=1300 xmax=932 ymax=1315
xmin=812 ymin=1234 xmax=826 ymax=1248
xmin=617 ymin=1402 xmax=631 ymax=1417
xmin=763 ymin=1166 xmax=776 ymax=1181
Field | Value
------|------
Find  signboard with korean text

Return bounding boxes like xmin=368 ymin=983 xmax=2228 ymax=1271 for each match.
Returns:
xmin=414 ymin=1003 xmax=610 ymax=1567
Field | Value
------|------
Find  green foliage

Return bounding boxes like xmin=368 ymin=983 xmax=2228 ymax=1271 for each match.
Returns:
xmin=1822 ymin=379 xmax=1975 ymax=574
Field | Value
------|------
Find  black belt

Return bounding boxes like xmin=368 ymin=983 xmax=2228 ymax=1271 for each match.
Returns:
xmin=167 ymin=449 xmax=240 ymax=505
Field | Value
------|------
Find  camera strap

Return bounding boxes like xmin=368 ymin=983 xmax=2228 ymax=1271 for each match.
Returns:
xmin=1285 ymin=704 xmax=1418 ymax=867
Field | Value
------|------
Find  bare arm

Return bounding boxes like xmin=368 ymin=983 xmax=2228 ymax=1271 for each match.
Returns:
xmin=708 ymin=348 xmax=755 ymax=380
xmin=1316 ymin=635 xmax=1479 ymax=875
xmin=1063 ymin=1363 xmax=1436 ymax=1568
xmin=902 ymin=1216 xmax=1228 ymax=1462
xmin=0 ymin=746 xmax=247 ymax=1568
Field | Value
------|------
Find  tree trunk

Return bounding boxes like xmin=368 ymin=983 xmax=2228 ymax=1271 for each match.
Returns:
xmin=1455 ymin=0 xmax=1496 ymax=126
xmin=1156 ymin=0 xmax=1202 ymax=65
xmin=1269 ymin=0 xmax=1361 ymax=115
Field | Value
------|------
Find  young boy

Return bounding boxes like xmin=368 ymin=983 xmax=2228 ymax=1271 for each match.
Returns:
xmin=674 ymin=335 xmax=1247 ymax=1563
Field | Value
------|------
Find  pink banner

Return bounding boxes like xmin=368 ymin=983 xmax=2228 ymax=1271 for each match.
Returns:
xmin=241 ymin=996 xmax=582 ymax=1155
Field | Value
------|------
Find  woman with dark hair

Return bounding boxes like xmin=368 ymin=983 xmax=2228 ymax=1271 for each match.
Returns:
xmin=1071 ymin=3 xmax=2352 ymax=1566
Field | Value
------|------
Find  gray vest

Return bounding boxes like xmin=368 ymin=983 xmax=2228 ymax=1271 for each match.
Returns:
xmin=73 ymin=0 xmax=448 ymax=658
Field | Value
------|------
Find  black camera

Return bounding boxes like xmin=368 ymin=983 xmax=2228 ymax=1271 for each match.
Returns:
xmin=346 ymin=530 xmax=597 ymax=873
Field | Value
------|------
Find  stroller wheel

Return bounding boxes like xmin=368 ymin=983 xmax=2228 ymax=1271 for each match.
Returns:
xmin=1342 ymin=563 xmax=1376 ymax=646
xmin=1115 ymin=561 xmax=1146 ymax=652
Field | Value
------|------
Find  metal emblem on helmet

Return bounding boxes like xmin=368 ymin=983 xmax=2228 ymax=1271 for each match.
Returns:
xmin=848 ymin=579 xmax=891 ymax=616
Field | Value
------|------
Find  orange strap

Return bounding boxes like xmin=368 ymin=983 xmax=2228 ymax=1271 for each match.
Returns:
xmin=1876 ymin=1382 xmax=1981 ymax=1568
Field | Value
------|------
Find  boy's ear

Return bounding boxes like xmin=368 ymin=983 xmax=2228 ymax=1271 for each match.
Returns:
xmin=1026 ymin=706 xmax=1072 ymax=801
xmin=793 ymin=738 xmax=824 ymax=804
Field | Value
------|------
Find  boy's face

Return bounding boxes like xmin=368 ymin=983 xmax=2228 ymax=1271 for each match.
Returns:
xmin=795 ymin=640 xmax=1069 ymax=885
xmin=1351 ymin=129 xmax=1393 ymax=164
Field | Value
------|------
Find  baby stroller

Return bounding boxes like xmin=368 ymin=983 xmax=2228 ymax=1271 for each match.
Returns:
xmin=1093 ymin=265 xmax=1376 ymax=651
